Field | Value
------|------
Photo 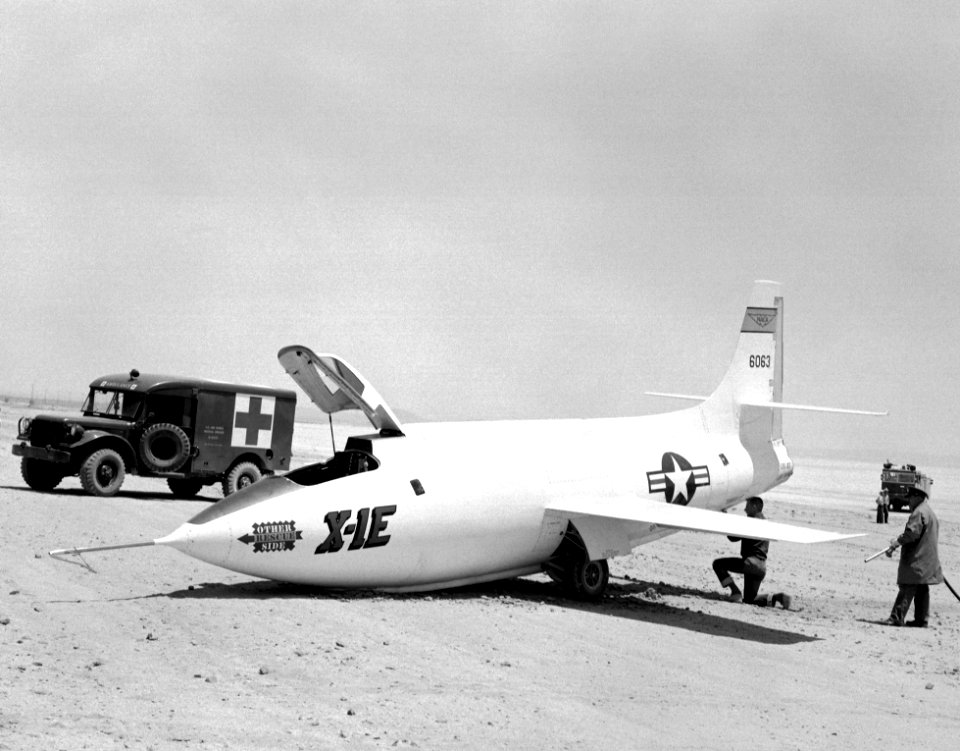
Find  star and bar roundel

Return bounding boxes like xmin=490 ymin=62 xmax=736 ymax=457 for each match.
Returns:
xmin=646 ymin=452 xmax=711 ymax=505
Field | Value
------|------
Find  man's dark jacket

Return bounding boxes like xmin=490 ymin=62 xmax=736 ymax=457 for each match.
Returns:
xmin=897 ymin=499 xmax=942 ymax=585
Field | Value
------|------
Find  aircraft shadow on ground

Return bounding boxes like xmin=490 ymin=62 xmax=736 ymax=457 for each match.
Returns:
xmin=161 ymin=576 xmax=819 ymax=646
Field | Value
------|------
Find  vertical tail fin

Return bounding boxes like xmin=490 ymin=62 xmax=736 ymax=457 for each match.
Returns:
xmin=701 ymin=280 xmax=792 ymax=492
xmin=701 ymin=280 xmax=784 ymax=431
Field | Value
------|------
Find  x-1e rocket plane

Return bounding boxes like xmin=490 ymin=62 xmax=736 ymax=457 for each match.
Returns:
xmin=51 ymin=281 xmax=880 ymax=599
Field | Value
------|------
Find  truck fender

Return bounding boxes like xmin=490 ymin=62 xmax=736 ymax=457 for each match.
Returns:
xmin=70 ymin=432 xmax=137 ymax=470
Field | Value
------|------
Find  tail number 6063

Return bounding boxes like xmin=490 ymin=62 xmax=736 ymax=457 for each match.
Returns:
xmin=749 ymin=355 xmax=771 ymax=368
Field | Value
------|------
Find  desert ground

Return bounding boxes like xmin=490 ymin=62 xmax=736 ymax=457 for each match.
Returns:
xmin=1 ymin=402 xmax=957 ymax=750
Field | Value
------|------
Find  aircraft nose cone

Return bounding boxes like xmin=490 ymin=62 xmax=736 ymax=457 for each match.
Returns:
xmin=154 ymin=519 xmax=226 ymax=559
xmin=155 ymin=474 xmax=301 ymax=566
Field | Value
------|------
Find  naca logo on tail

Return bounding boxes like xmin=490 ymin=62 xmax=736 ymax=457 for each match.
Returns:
xmin=743 ymin=307 xmax=778 ymax=332
xmin=646 ymin=452 xmax=711 ymax=505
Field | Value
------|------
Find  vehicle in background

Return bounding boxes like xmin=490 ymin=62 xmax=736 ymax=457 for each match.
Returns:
xmin=12 ymin=370 xmax=296 ymax=498
xmin=880 ymin=461 xmax=933 ymax=512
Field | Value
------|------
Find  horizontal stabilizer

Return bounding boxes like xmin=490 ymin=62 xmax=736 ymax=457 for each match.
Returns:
xmin=645 ymin=392 xmax=887 ymax=416
xmin=739 ymin=400 xmax=887 ymax=416
xmin=547 ymin=497 xmax=863 ymax=544
xmin=645 ymin=391 xmax=708 ymax=402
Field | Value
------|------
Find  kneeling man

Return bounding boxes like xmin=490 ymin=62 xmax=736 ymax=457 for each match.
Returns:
xmin=712 ymin=497 xmax=792 ymax=609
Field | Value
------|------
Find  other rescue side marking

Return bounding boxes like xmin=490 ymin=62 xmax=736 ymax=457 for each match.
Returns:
xmin=238 ymin=521 xmax=303 ymax=553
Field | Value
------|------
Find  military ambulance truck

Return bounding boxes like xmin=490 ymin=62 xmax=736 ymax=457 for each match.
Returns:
xmin=12 ymin=370 xmax=296 ymax=498
xmin=881 ymin=461 xmax=933 ymax=512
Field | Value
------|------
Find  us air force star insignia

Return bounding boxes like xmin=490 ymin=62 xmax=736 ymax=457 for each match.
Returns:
xmin=646 ymin=452 xmax=711 ymax=505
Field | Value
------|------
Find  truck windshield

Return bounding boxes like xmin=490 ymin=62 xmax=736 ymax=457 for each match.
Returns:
xmin=883 ymin=470 xmax=916 ymax=484
xmin=83 ymin=389 xmax=144 ymax=419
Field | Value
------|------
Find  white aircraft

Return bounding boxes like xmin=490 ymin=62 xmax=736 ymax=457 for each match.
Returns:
xmin=52 ymin=281 xmax=880 ymax=598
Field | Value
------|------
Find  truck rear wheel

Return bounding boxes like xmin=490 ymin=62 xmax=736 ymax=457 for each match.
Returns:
xmin=140 ymin=423 xmax=191 ymax=472
xmin=80 ymin=449 xmax=125 ymax=497
xmin=222 ymin=461 xmax=262 ymax=497
xmin=21 ymin=458 xmax=64 ymax=492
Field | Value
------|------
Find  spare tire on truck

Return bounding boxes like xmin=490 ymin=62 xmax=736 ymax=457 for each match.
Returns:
xmin=140 ymin=423 xmax=191 ymax=472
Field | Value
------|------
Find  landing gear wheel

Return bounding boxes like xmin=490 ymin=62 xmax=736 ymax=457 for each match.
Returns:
xmin=167 ymin=477 xmax=205 ymax=499
xmin=21 ymin=458 xmax=64 ymax=492
xmin=544 ymin=522 xmax=610 ymax=601
xmin=221 ymin=461 xmax=262 ymax=497
xmin=80 ymin=449 xmax=125 ymax=497
xmin=571 ymin=558 xmax=609 ymax=601
xmin=140 ymin=423 xmax=191 ymax=472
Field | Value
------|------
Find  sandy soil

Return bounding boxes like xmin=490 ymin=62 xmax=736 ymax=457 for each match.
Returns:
xmin=1 ymin=403 xmax=957 ymax=750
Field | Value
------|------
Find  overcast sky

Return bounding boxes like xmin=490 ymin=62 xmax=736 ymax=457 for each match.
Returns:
xmin=2 ymin=1 xmax=958 ymax=464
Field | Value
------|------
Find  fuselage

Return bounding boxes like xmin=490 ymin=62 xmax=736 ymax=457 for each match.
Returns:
xmin=159 ymin=406 xmax=778 ymax=591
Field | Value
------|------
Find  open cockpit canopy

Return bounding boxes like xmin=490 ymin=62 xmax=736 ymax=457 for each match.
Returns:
xmin=278 ymin=345 xmax=403 ymax=435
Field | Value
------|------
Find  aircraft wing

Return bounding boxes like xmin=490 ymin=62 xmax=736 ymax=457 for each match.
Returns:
xmin=546 ymin=496 xmax=863 ymax=560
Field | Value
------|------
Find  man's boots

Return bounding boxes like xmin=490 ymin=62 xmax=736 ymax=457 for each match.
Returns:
xmin=771 ymin=593 xmax=793 ymax=610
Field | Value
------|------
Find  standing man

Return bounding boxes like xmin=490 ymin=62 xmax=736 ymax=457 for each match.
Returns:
xmin=712 ymin=497 xmax=792 ymax=609
xmin=886 ymin=487 xmax=942 ymax=627
xmin=875 ymin=489 xmax=890 ymax=524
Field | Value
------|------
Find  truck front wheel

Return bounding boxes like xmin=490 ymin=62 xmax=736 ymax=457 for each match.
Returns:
xmin=222 ymin=462 xmax=261 ymax=497
xmin=21 ymin=458 xmax=64 ymax=492
xmin=80 ymin=449 xmax=126 ymax=497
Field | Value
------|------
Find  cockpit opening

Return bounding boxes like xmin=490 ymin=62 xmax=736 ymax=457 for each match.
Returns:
xmin=285 ymin=447 xmax=379 ymax=487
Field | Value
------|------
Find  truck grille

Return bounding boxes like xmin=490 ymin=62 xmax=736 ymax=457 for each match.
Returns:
xmin=28 ymin=420 xmax=67 ymax=446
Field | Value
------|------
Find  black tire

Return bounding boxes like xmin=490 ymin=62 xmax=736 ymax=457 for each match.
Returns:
xmin=140 ymin=423 xmax=191 ymax=472
xmin=570 ymin=559 xmax=609 ymax=601
xmin=79 ymin=449 xmax=125 ymax=497
xmin=221 ymin=461 xmax=262 ymax=497
xmin=167 ymin=477 xmax=205 ymax=499
xmin=20 ymin=458 xmax=64 ymax=492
